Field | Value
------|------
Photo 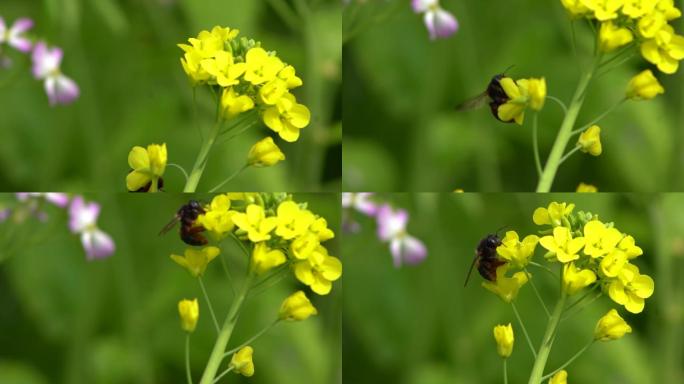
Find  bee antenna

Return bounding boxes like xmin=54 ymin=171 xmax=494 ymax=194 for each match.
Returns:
xmin=495 ymin=225 xmax=509 ymax=236
xmin=463 ymin=253 xmax=479 ymax=287
xmin=502 ymin=64 xmax=515 ymax=76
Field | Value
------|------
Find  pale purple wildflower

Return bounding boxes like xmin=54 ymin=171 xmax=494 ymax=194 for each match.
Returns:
xmin=69 ymin=196 xmax=115 ymax=260
xmin=0 ymin=17 xmax=34 ymax=53
xmin=16 ymin=192 xmax=69 ymax=207
xmin=31 ymin=42 xmax=79 ymax=106
xmin=342 ymin=192 xmax=378 ymax=216
xmin=411 ymin=0 xmax=458 ymax=40
xmin=375 ymin=204 xmax=427 ymax=267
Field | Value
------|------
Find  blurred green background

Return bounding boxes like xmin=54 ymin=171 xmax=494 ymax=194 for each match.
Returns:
xmin=343 ymin=193 xmax=683 ymax=383
xmin=0 ymin=0 xmax=341 ymax=192
xmin=0 ymin=193 xmax=341 ymax=384
xmin=342 ymin=0 xmax=684 ymax=192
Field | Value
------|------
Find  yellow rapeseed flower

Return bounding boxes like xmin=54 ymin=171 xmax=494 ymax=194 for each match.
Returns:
xmin=492 ymin=323 xmax=514 ymax=358
xmin=583 ymin=220 xmax=622 ymax=258
xmin=578 ymin=125 xmax=602 ymax=156
xmin=178 ymin=298 xmax=199 ymax=333
xmin=561 ymin=0 xmax=591 ymax=17
xmin=232 ymin=204 xmax=278 ymax=242
xmin=279 ymin=290 xmax=318 ymax=321
xmin=599 ymin=21 xmax=634 ymax=52
xmin=576 ymin=182 xmax=598 ymax=192
xmin=170 ymin=246 xmax=221 ymax=278
xmin=229 ymin=346 xmax=255 ymax=377
xmin=126 ymin=143 xmax=167 ymax=192
xmin=626 ymin=69 xmax=665 ymax=100
xmin=640 ymin=25 xmax=684 ymax=74
xmin=482 ymin=265 xmax=529 ymax=303
xmin=262 ymin=93 xmax=311 ymax=142
xmin=549 ymin=370 xmax=568 ymax=384
xmin=251 ymin=242 xmax=286 ymax=275
xmin=275 ymin=201 xmax=315 ymax=240
xmin=293 ymin=246 xmax=342 ymax=295
xmin=582 ymin=0 xmax=623 ymax=21
xmin=247 ymin=137 xmax=286 ymax=167
xmin=563 ymin=262 xmax=597 ymax=295
xmin=221 ymin=87 xmax=255 ymax=119
xmin=497 ymin=77 xmax=526 ymax=125
xmin=540 ymin=226 xmax=586 ymax=263
xmin=533 ymin=202 xmax=575 ymax=227
xmin=608 ymin=263 xmax=654 ymax=313
xmin=196 ymin=195 xmax=236 ymax=238
xmin=201 ymin=50 xmax=246 ymax=87
xmin=594 ymin=308 xmax=632 ymax=341
xmin=244 ymin=47 xmax=285 ymax=85
xmin=291 ymin=232 xmax=320 ymax=260
xmin=496 ymin=231 xmax=539 ymax=268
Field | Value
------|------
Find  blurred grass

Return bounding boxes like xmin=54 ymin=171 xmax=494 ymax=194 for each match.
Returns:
xmin=343 ymin=193 xmax=684 ymax=384
xmin=0 ymin=0 xmax=341 ymax=192
xmin=0 ymin=192 xmax=341 ymax=384
xmin=342 ymin=0 xmax=684 ymax=192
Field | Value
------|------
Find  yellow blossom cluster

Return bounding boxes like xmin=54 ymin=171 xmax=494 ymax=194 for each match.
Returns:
xmin=561 ymin=0 xmax=684 ymax=74
xmin=179 ymin=26 xmax=311 ymax=142
xmin=171 ymin=193 xmax=341 ymax=295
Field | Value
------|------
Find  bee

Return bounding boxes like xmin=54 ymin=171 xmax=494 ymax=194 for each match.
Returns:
xmin=463 ymin=233 xmax=506 ymax=287
xmin=455 ymin=67 xmax=515 ymax=123
xmin=158 ymin=200 xmax=208 ymax=246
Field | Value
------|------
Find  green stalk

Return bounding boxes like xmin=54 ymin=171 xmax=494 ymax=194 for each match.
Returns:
xmin=527 ymin=293 xmax=567 ymax=384
xmin=224 ymin=319 xmax=280 ymax=357
xmin=541 ymin=340 xmax=594 ymax=381
xmin=503 ymin=359 xmax=509 ymax=384
xmin=184 ymin=119 xmax=221 ymax=192
xmin=198 ymin=273 xmax=254 ymax=384
xmin=536 ymin=55 xmax=601 ymax=192
xmin=185 ymin=334 xmax=193 ymax=384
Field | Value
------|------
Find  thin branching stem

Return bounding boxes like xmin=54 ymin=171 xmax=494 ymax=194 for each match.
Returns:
xmin=511 ymin=302 xmax=538 ymax=358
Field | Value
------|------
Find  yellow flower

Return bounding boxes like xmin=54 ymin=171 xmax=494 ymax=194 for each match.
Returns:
xmin=279 ymin=290 xmax=318 ymax=321
xmin=600 ymin=249 xmax=628 ymax=277
xmin=608 ymin=263 xmax=654 ymax=313
xmin=549 ymin=370 xmax=568 ymax=384
xmin=482 ymin=265 xmax=529 ymax=303
xmin=247 ymin=137 xmax=285 ymax=167
xmin=561 ymin=0 xmax=591 ymax=17
xmin=244 ymin=47 xmax=284 ymax=85
xmin=533 ymin=202 xmax=575 ymax=226
xmin=497 ymin=77 xmax=526 ymax=125
xmin=275 ymin=201 xmax=315 ymax=240
xmin=178 ymin=298 xmax=199 ymax=333
xmin=293 ymin=246 xmax=342 ymax=295
xmin=640 ymin=26 xmax=684 ymax=74
xmin=656 ymin=0 xmax=682 ymax=20
xmin=291 ymin=232 xmax=320 ymax=260
xmin=196 ymin=195 xmax=236 ymax=238
xmin=200 ymin=50 xmax=246 ymax=87
xmin=259 ymin=79 xmax=289 ymax=105
xmin=576 ymin=182 xmax=598 ymax=192
xmin=626 ymin=69 xmax=665 ymax=100
xmin=563 ymin=262 xmax=597 ymax=295
xmin=278 ymin=65 xmax=303 ymax=89
xmin=232 ymin=204 xmax=278 ymax=242
xmin=126 ymin=143 xmax=167 ymax=192
xmin=496 ymin=231 xmax=539 ymax=269
xmin=492 ymin=323 xmax=514 ymax=358
xmin=263 ymin=93 xmax=310 ymax=142
xmin=178 ymin=26 xmax=237 ymax=84
xmin=578 ymin=125 xmax=602 ymax=156
xmin=599 ymin=21 xmax=634 ymax=52
xmin=170 ymin=246 xmax=221 ymax=277
xmin=622 ymin=0 xmax=657 ymax=19
xmin=518 ymin=77 xmax=546 ymax=111
xmin=229 ymin=346 xmax=255 ymax=377
xmin=583 ymin=220 xmax=622 ymax=258
xmin=251 ymin=242 xmax=286 ymax=275
xmin=581 ymin=0 xmax=623 ymax=21
xmin=310 ymin=217 xmax=335 ymax=242
xmin=540 ymin=226 xmax=586 ymax=263
xmin=618 ymin=235 xmax=643 ymax=259
xmin=221 ymin=87 xmax=255 ymax=119
xmin=594 ymin=308 xmax=632 ymax=341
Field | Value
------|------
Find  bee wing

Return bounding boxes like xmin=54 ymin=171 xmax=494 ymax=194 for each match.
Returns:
xmin=463 ymin=253 xmax=480 ymax=287
xmin=455 ymin=91 xmax=490 ymax=112
xmin=158 ymin=215 xmax=180 ymax=236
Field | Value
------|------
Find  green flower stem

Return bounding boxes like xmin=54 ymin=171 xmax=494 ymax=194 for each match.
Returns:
xmin=198 ymin=273 xmax=254 ymax=384
xmin=546 ymin=96 xmax=568 ymax=115
xmin=208 ymin=164 xmax=248 ymax=193
xmin=223 ymin=319 xmax=281 ymax=358
xmin=541 ymin=340 xmax=594 ymax=381
xmin=571 ymin=98 xmax=626 ymax=135
xmin=199 ymin=277 xmax=220 ymax=333
xmin=527 ymin=292 xmax=567 ymax=384
xmin=186 ymin=334 xmax=193 ymax=384
xmin=184 ymin=118 xmax=222 ymax=192
xmin=561 ymin=292 xmax=602 ymax=321
xmin=167 ymin=163 xmax=189 ymax=183
xmin=511 ymin=302 xmax=537 ymax=358
xmin=532 ymin=113 xmax=542 ymax=177
xmin=524 ymin=268 xmax=550 ymax=318
xmin=528 ymin=261 xmax=558 ymax=278
xmin=562 ymin=284 xmax=598 ymax=314
xmin=558 ymin=145 xmax=581 ymax=165
xmin=212 ymin=366 xmax=234 ymax=384
xmin=503 ymin=359 xmax=509 ymax=384
xmin=536 ymin=54 xmax=601 ymax=192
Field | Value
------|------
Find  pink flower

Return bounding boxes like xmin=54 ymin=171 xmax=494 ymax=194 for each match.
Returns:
xmin=0 ymin=17 xmax=34 ymax=53
xmin=342 ymin=192 xmax=378 ymax=216
xmin=424 ymin=7 xmax=458 ymax=40
xmin=68 ymin=196 xmax=115 ymax=260
xmin=375 ymin=204 xmax=427 ymax=267
xmin=31 ymin=42 xmax=79 ymax=106
xmin=16 ymin=192 xmax=69 ymax=208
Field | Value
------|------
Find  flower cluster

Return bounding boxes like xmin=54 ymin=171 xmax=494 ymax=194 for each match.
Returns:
xmin=1 ymin=193 xmax=114 ymax=260
xmin=411 ymin=0 xmax=459 ymax=40
xmin=342 ymin=193 xmax=427 ymax=268
xmin=171 ymin=193 xmax=341 ymax=295
xmin=534 ymin=202 xmax=654 ymax=313
xmin=494 ymin=76 xmax=547 ymax=125
xmin=179 ymin=26 xmax=310 ymax=143
xmin=562 ymin=0 xmax=684 ymax=74
xmin=0 ymin=15 xmax=79 ymax=105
